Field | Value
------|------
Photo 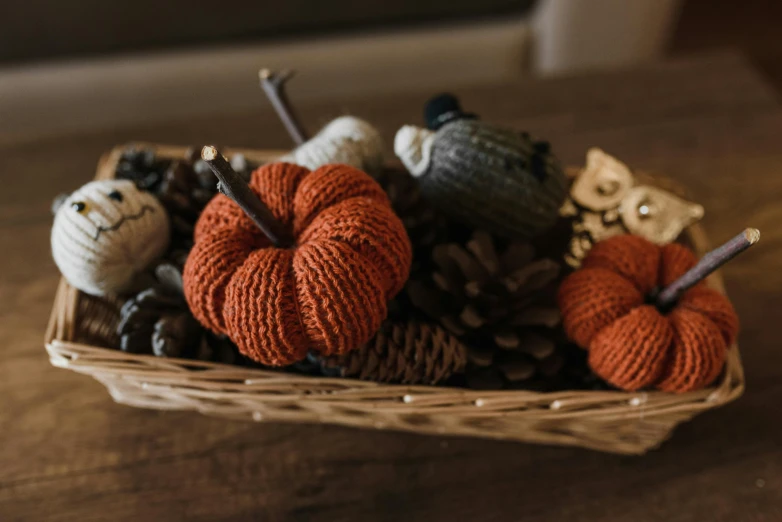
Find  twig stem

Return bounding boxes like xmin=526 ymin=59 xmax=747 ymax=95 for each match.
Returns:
xmin=259 ymin=69 xmax=308 ymax=146
xmin=201 ymin=146 xmax=293 ymax=247
xmin=656 ymin=228 xmax=759 ymax=309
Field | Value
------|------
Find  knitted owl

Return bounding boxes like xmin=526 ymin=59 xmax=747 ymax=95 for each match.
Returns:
xmin=280 ymin=116 xmax=384 ymax=174
xmin=394 ymin=94 xmax=568 ymax=240
xmin=51 ymin=179 xmax=170 ymax=296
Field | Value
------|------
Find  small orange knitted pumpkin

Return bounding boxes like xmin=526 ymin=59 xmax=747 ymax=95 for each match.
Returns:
xmin=183 ymin=162 xmax=412 ymax=366
xmin=558 ymin=235 xmax=739 ymax=393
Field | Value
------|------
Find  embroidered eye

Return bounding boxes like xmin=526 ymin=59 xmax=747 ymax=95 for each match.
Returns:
xmin=71 ymin=201 xmax=87 ymax=213
xmin=108 ymin=190 xmax=123 ymax=202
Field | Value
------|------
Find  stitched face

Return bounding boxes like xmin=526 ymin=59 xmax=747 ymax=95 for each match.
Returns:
xmin=51 ymin=179 xmax=170 ymax=296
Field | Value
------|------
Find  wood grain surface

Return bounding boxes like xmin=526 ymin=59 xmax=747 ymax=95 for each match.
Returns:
xmin=1 ymin=51 xmax=781 ymax=522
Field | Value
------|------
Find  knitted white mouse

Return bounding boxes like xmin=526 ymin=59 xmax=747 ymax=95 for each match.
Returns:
xmin=51 ymin=179 xmax=170 ymax=296
xmin=279 ymin=116 xmax=384 ymax=173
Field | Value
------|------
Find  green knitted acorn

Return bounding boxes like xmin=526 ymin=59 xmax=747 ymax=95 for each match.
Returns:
xmin=394 ymin=94 xmax=567 ymax=240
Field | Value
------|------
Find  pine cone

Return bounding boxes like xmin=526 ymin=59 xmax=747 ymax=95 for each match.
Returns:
xmin=374 ymin=166 xmax=450 ymax=270
xmin=116 ymin=261 xmax=243 ymax=364
xmin=406 ymin=230 xmax=564 ymax=388
xmin=317 ymin=321 xmax=468 ymax=385
xmin=115 ymin=146 xmax=170 ymax=191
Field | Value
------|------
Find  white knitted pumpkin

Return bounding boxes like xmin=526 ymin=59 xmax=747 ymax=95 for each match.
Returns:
xmin=51 ymin=179 xmax=170 ymax=296
xmin=279 ymin=116 xmax=384 ymax=173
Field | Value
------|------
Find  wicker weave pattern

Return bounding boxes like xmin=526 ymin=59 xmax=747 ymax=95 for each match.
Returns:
xmin=44 ymin=144 xmax=745 ymax=455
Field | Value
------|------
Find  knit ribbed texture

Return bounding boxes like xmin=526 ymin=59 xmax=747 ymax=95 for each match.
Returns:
xmin=279 ymin=116 xmax=384 ymax=173
xmin=657 ymin=308 xmax=727 ymax=392
xmin=51 ymin=179 xmax=170 ymax=296
xmin=394 ymin=119 xmax=567 ymax=240
xmin=558 ymin=235 xmax=739 ymax=393
xmin=558 ymin=266 xmax=645 ymax=350
xmin=589 ymin=305 xmax=673 ymax=390
xmin=183 ymin=162 xmax=412 ymax=366
xmin=581 ymin=234 xmax=661 ymax=295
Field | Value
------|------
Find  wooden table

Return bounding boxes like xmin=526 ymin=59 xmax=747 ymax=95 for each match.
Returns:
xmin=2 ymin=51 xmax=780 ymax=522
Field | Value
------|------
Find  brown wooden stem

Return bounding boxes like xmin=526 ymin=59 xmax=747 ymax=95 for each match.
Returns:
xmin=201 ymin=146 xmax=293 ymax=247
xmin=656 ymin=227 xmax=759 ymax=309
xmin=258 ymin=68 xmax=309 ymax=146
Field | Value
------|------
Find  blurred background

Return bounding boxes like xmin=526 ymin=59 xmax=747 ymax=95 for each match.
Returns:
xmin=1 ymin=0 xmax=778 ymax=144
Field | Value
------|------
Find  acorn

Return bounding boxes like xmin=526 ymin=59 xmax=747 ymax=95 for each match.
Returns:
xmin=394 ymin=94 xmax=568 ymax=240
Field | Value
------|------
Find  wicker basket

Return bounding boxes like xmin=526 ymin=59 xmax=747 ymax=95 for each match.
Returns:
xmin=44 ymin=144 xmax=745 ymax=455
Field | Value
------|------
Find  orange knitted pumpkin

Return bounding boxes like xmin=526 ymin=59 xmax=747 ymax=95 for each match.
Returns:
xmin=557 ymin=235 xmax=739 ymax=393
xmin=183 ymin=162 xmax=412 ymax=366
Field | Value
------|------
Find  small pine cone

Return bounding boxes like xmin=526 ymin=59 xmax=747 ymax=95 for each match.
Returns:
xmin=319 ymin=321 xmax=468 ymax=385
xmin=374 ymin=166 xmax=450 ymax=268
xmin=116 ymin=146 xmax=170 ymax=191
xmin=116 ymin=262 xmax=244 ymax=363
xmin=151 ymin=312 xmax=202 ymax=358
xmin=117 ymin=284 xmax=189 ymax=355
xmin=157 ymin=158 xmax=216 ymax=248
